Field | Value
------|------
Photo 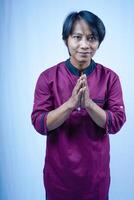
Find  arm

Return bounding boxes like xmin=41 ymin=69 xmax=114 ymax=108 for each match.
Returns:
xmin=47 ymin=95 xmax=106 ymax=132
xmin=104 ymin=74 xmax=126 ymax=134
xmin=46 ymin=101 xmax=73 ymax=131
xmin=80 ymin=74 xmax=106 ymax=128
xmin=46 ymin=74 xmax=106 ymax=131
xmin=80 ymin=74 xmax=126 ymax=133
xmin=31 ymin=72 xmax=84 ymax=134
xmin=85 ymin=99 xmax=106 ymax=128
xmin=31 ymin=72 xmax=54 ymax=135
xmin=47 ymin=78 xmax=84 ymax=131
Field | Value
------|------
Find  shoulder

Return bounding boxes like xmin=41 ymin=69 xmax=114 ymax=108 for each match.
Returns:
xmin=36 ymin=61 xmax=67 ymax=85
xmin=95 ymin=62 xmax=123 ymax=93
xmin=95 ymin=62 xmax=119 ymax=80
xmin=34 ymin=61 xmax=65 ymax=87
xmin=41 ymin=61 xmax=65 ymax=77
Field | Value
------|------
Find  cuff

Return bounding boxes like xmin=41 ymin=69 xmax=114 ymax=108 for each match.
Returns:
xmin=105 ymin=110 xmax=112 ymax=134
xmin=40 ymin=112 xmax=49 ymax=135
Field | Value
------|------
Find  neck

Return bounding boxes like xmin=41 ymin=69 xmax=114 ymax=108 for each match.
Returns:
xmin=70 ymin=57 xmax=91 ymax=70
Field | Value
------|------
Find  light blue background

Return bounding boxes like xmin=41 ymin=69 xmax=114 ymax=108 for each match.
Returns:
xmin=0 ymin=0 xmax=134 ymax=199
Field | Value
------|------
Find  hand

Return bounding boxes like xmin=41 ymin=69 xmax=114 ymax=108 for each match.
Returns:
xmin=67 ymin=76 xmax=85 ymax=109
xmin=79 ymin=74 xmax=91 ymax=109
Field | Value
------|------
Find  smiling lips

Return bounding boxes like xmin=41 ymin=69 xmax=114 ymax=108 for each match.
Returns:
xmin=78 ymin=52 xmax=91 ymax=55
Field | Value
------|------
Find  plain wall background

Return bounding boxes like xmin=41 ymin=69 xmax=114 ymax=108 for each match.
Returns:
xmin=0 ymin=0 xmax=134 ymax=199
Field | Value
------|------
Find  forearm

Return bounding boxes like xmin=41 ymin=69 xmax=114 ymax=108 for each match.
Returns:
xmin=85 ymin=99 xmax=106 ymax=128
xmin=46 ymin=100 xmax=73 ymax=131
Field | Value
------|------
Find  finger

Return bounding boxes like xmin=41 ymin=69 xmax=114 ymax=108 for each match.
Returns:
xmin=82 ymin=86 xmax=86 ymax=96
xmin=80 ymin=88 xmax=85 ymax=106
xmin=79 ymin=78 xmax=86 ymax=88
xmin=79 ymin=74 xmax=87 ymax=85
xmin=80 ymin=74 xmax=86 ymax=79
xmin=74 ymin=80 xmax=83 ymax=94
xmin=79 ymin=75 xmax=85 ymax=82
xmin=78 ymin=86 xmax=86 ymax=101
xmin=77 ymin=87 xmax=83 ymax=100
xmin=74 ymin=74 xmax=87 ymax=95
xmin=82 ymin=76 xmax=88 ymax=88
xmin=82 ymin=79 xmax=86 ymax=87
xmin=81 ymin=87 xmax=87 ymax=106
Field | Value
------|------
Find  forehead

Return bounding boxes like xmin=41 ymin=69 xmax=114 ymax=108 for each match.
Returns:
xmin=72 ymin=19 xmax=92 ymax=35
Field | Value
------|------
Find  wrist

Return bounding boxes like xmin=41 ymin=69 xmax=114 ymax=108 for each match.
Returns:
xmin=85 ymin=99 xmax=94 ymax=111
xmin=65 ymin=98 xmax=75 ymax=111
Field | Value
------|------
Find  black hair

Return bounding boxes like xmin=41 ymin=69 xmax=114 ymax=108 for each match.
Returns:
xmin=62 ymin=10 xmax=106 ymax=46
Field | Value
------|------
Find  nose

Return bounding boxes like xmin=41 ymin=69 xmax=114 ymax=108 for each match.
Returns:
xmin=80 ymin=38 xmax=89 ymax=49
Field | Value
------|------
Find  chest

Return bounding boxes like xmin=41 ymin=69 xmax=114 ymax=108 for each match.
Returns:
xmin=51 ymin=73 xmax=108 ymax=108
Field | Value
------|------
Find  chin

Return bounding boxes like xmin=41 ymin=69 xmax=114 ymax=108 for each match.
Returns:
xmin=78 ymin=57 xmax=91 ymax=63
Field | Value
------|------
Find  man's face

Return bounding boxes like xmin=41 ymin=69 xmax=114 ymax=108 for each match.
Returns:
xmin=67 ymin=20 xmax=99 ymax=68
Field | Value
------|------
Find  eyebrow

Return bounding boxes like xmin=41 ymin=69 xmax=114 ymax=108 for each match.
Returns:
xmin=72 ymin=32 xmax=93 ymax=36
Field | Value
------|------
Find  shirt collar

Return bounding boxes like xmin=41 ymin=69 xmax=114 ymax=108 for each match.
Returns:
xmin=65 ymin=58 xmax=96 ymax=76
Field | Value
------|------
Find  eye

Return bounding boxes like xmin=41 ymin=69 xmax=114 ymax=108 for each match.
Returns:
xmin=87 ymin=35 xmax=96 ymax=42
xmin=72 ymin=35 xmax=82 ymax=40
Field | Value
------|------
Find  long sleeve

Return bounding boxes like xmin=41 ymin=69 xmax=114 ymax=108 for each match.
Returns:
xmin=105 ymin=74 xmax=126 ymax=134
xmin=31 ymin=72 xmax=54 ymax=135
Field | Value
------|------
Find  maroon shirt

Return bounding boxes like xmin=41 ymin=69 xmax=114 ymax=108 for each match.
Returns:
xmin=31 ymin=59 xmax=126 ymax=200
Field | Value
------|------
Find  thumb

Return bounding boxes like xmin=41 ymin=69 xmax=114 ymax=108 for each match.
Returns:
xmin=80 ymin=87 xmax=86 ymax=107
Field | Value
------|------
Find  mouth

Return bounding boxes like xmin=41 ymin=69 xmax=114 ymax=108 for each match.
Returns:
xmin=78 ymin=52 xmax=91 ymax=55
xmin=77 ymin=52 xmax=91 ymax=57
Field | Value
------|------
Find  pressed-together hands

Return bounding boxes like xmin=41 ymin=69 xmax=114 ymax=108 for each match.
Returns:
xmin=47 ymin=74 xmax=106 ymax=131
xmin=68 ymin=74 xmax=91 ymax=109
